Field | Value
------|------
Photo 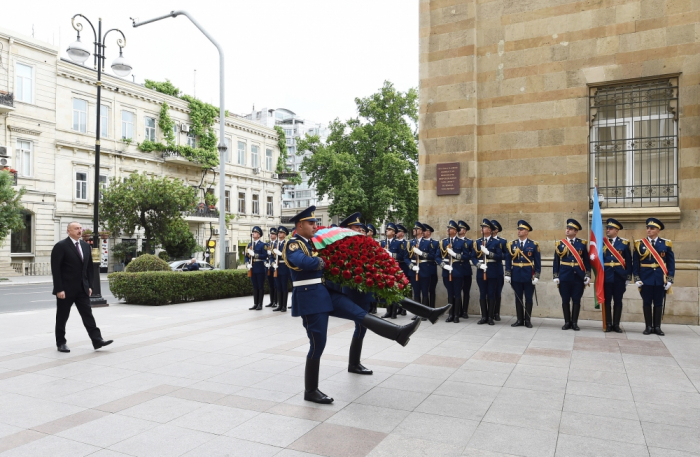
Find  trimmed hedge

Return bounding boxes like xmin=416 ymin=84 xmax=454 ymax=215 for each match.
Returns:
xmin=108 ymin=269 xmax=288 ymax=306
xmin=125 ymin=254 xmax=171 ymax=273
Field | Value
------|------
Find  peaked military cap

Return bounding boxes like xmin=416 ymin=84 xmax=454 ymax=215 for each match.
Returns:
xmin=330 ymin=223 xmax=338 ymax=228
xmin=424 ymin=224 xmax=434 ymax=233
xmin=366 ymin=224 xmax=377 ymax=235
xmin=480 ymin=218 xmax=496 ymax=231
xmin=252 ymin=226 xmax=263 ymax=235
xmin=386 ymin=222 xmax=397 ymax=232
xmin=606 ymin=218 xmax=623 ymax=230
xmin=340 ymin=212 xmax=363 ymax=228
xmin=566 ymin=218 xmax=582 ymax=231
xmin=517 ymin=220 xmax=533 ymax=231
xmin=277 ymin=226 xmax=289 ymax=235
xmin=414 ymin=221 xmax=425 ymax=231
xmin=458 ymin=220 xmax=470 ymax=231
xmin=289 ymin=205 xmax=317 ymax=224
xmin=491 ymin=220 xmax=503 ymax=232
xmin=646 ymin=217 xmax=664 ymax=230
xmin=396 ymin=223 xmax=407 ymax=233
xmin=447 ymin=220 xmax=459 ymax=230
xmin=269 ymin=227 xmax=277 ymax=235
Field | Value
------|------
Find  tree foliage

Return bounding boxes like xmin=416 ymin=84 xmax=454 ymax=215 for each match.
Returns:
xmin=297 ymin=81 xmax=419 ymax=226
xmin=99 ymin=173 xmax=198 ymax=253
xmin=161 ymin=218 xmax=200 ymax=259
xmin=144 ymin=79 xmax=180 ymax=97
xmin=0 ymin=170 xmax=25 ymax=246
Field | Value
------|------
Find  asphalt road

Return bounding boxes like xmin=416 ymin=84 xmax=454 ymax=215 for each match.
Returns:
xmin=0 ymin=281 xmax=115 ymax=314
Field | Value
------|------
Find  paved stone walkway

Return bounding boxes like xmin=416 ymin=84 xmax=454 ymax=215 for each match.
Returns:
xmin=0 ymin=296 xmax=699 ymax=457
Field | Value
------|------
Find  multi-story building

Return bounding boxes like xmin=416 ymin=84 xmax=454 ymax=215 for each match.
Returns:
xmin=245 ymin=107 xmax=334 ymax=225
xmin=419 ymin=0 xmax=700 ymax=324
xmin=0 ymin=27 xmax=282 ymax=274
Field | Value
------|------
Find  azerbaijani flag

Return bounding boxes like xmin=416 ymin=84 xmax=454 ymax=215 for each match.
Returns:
xmin=590 ymin=189 xmax=605 ymax=309
xmin=312 ymin=227 xmax=362 ymax=250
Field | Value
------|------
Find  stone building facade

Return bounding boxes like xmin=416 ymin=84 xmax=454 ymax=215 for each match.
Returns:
xmin=0 ymin=27 xmax=282 ymax=274
xmin=419 ymin=0 xmax=699 ymax=324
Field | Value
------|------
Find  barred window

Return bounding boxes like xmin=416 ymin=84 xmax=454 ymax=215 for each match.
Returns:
xmin=589 ymin=78 xmax=678 ymax=207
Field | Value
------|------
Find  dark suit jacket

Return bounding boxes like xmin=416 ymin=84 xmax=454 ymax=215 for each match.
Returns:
xmin=51 ymin=237 xmax=94 ymax=297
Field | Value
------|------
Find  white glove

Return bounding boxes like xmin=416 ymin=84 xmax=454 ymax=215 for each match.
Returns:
xmin=273 ymin=249 xmax=282 ymax=256
xmin=584 ymin=277 xmax=591 ymax=285
xmin=247 ymin=249 xmax=254 ymax=256
xmin=553 ymin=278 xmax=560 ymax=285
xmin=504 ymin=276 xmax=511 ymax=284
xmin=532 ymin=277 xmax=539 ymax=286
xmin=246 ymin=263 xmax=252 ymax=270
xmin=385 ymin=248 xmax=392 ymax=255
xmin=447 ymin=248 xmax=457 ymax=257
xmin=635 ymin=281 xmax=643 ymax=287
xmin=443 ymin=265 xmax=453 ymax=272
xmin=480 ymin=245 xmax=490 ymax=255
xmin=413 ymin=247 xmax=424 ymax=256
xmin=411 ymin=265 xmax=420 ymax=272
xmin=264 ymin=262 xmax=270 ymax=268
xmin=665 ymin=282 xmax=672 ymax=291
xmin=478 ymin=263 xmax=487 ymax=272
xmin=317 ymin=258 xmax=325 ymax=269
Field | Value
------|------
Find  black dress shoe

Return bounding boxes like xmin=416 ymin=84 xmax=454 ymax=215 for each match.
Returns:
xmin=265 ymin=303 xmax=275 ymax=307
xmin=494 ymin=314 xmax=501 ymax=321
xmin=613 ymin=325 xmax=622 ymax=333
xmin=445 ymin=316 xmax=454 ymax=323
xmin=454 ymin=316 xmax=459 ymax=323
xmin=605 ymin=325 xmax=612 ymax=333
xmin=571 ymin=322 xmax=580 ymax=331
xmin=525 ymin=321 xmax=533 ymax=328
xmin=511 ymin=320 xmax=523 ymax=327
xmin=93 ymin=339 xmax=113 ymax=350
xmin=477 ymin=318 xmax=488 ymax=325
xmin=488 ymin=319 xmax=495 ymax=325
xmin=562 ymin=322 xmax=572 ymax=330
xmin=57 ymin=344 xmax=70 ymax=353
xmin=249 ymin=304 xmax=258 ymax=310
xmin=304 ymin=389 xmax=333 ymax=404
xmin=348 ymin=363 xmax=373 ymax=375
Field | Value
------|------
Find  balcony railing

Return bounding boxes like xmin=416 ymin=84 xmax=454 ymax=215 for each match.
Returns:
xmin=186 ymin=203 xmax=219 ymax=219
xmin=0 ymin=92 xmax=14 ymax=113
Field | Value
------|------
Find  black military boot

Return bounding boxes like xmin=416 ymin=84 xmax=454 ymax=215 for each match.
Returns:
xmin=461 ymin=291 xmax=469 ymax=318
xmin=604 ymin=303 xmax=612 ymax=332
xmin=445 ymin=297 xmax=454 ymax=322
xmin=524 ymin=302 xmax=533 ymax=328
xmin=391 ymin=304 xmax=398 ymax=319
xmin=249 ymin=289 xmax=259 ymax=310
xmin=488 ymin=298 xmax=495 ymax=325
xmin=280 ymin=292 xmax=288 ymax=312
xmin=256 ymin=290 xmax=263 ymax=310
xmin=381 ymin=304 xmax=393 ymax=319
xmin=511 ymin=297 xmax=524 ymax=327
xmin=273 ymin=290 xmax=283 ymax=311
xmin=642 ymin=306 xmax=653 ymax=335
xmin=361 ymin=314 xmax=421 ymax=347
xmin=399 ymin=297 xmax=450 ymax=324
xmin=430 ymin=290 xmax=436 ymax=310
xmin=494 ymin=296 xmax=501 ymax=321
xmin=477 ymin=299 xmax=488 ymax=324
xmin=348 ymin=338 xmax=373 ymax=375
xmin=612 ymin=306 xmax=622 ymax=333
xmin=453 ymin=296 xmax=461 ymax=324
xmin=370 ymin=302 xmax=378 ymax=314
xmin=571 ymin=302 xmax=581 ymax=331
xmin=653 ymin=307 xmax=664 ymax=336
xmin=304 ymin=358 xmax=333 ymax=404
xmin=561 ymin=302 xmax=572 ymax=330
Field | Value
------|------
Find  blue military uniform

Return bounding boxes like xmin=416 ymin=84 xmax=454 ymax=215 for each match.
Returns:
xmin=633 ymin=217 xmax=674 ymax=336
xmin=439 ymin=220 xmax=469 ymax=323
xmin=246 ymin=226 xmax=269 ymax=311
xmin=424 ymin=224 xmax=439 ymax=309
xmin=380 ymin=222 xmax=403 ymax=319
xmin=505 ymin=220 xmax=541 ymax=328
xmin=412 ymin=224 xmax=439 ymax=311
xmin=407 ymin=222 xmax=425 ymax=304
xmin=457 ymin=220 xmax=474 ymax=318
xmin=553 ymin=218 xmax=591 ymax=331
xmin=491 ymin=220 xmax=507 ymax=321
xmin=602 ymin=218 xmax=632 ymax=333
xmin=472 ymin=219 xmax=504 ymax=325
xmin=266 ymin=228 xmax=278 ymax=308
xmin=273 ymin=226 xmax=290 ymax=313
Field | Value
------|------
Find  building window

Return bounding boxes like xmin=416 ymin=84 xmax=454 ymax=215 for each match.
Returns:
xmin=10 ymin=211 xmax=32 ymax=253
xmin=251 ymin=145 xmax=259 ymax=168
xmin=72 ymin=99 xmax=88 ymax=133
xmin=15 ymin=63 xmax=33 ymax=103
xmin=288 ymin=146 xmax=295 ymax=155
xmin=252 ymin=194 xmax=259 ymax=215
xmin=265 ymin=148 xmax=273 ymax=171
xmin=225 ymin=190 xmax=231 ymax=213
xmin=16 ymin=140 xmax=32 ymax=177
xmin=99 ymin=175 xmax=108 ymax=200
xmin=76 ymin=172 xmax=88 ymax=200
xmin=224 ymin=137 xmax=232 ymax=163
xmin=121 ymin=111 xmax=134 ymax=140
xmin=590 ymin=78 xmax=678 ymax=207
xmin=266 ymin=196 xmax=273 ymax=216
xmin=100 ymin=105 xmax=109 ymax=138
xmin=172 ymin=123 xmax=179 ymax=145
xmin=145 ymin=116 xmax=156 ymax=141
xmin=187 ymin=131 xmax=196 ymax=148
xmin=237 ymin=141 xmax=246 ymax=165
xmin=238 ymin=192 xmax=246 ymax=214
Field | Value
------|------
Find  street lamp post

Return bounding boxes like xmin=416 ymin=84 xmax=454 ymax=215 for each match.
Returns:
xmin=132 ymin=11 xmax=228 ymax=269
xmin=66 ymin=15 xmax=132 ymax=306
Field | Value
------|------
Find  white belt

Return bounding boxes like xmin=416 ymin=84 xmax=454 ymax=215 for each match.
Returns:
xmin=293 ymin=278 xmax=323 ymax=287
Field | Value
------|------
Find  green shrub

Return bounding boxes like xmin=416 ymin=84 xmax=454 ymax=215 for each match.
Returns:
xmin=125 ymin=254 xmax=171 ymax=273
xmin=108 ymin=269 xmax=287 ymax=306
xmin=157 ymin=251 xmax=170 ymax=262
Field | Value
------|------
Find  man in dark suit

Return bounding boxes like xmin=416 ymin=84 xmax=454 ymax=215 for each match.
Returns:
xmin=51 ymin=222 xmax=113 ymax=353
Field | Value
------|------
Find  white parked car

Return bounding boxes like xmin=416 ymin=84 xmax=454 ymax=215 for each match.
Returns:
xmin=169 ymin=260 xmax=217 ymax=272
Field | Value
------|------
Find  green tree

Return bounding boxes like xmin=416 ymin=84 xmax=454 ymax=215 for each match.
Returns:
xmin=0 ymin=170 xmax=25 ymax=246
xmin=99 ymin=173 xmax=197 ymax=253
xmin=161 ymin=219 xmax=199 ymax=259
xmin=297 ymin=81 xmax=419 ymax=226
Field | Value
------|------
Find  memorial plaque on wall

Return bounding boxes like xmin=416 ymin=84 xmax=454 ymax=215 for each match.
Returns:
xmin=436 ymin=162 xmax=460 ymax=196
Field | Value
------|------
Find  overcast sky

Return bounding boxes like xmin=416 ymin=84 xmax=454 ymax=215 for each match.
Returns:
xmin=2 ymin=0 xmax=418 ymax=125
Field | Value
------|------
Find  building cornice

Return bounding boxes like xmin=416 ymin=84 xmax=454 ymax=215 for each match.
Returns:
xmin=7 ymin=125 xmax=42 ymax=136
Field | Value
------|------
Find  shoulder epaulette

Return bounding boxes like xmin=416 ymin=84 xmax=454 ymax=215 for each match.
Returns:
xmin=581 ymin=239 xmax=588 ymax=245
xmin=554 ymin=240 xmax=559 ymax=248
xmin=621 ymin=238 xmax=629 ymax=245
xmin=665 ymin=239 xmax=673 ymax=248
xmin=533 ymin=241 xmax=539 ymax=246
xmin=506 ymin=240 xmax=512 ymax=250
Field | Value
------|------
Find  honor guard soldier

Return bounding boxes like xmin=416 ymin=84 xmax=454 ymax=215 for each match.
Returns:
xmin=505 ymin=220 xmax=541 ymax=328
xmin=457 ymin=220 xmax=474 ymax=318
xmin=633 ymin=218 xmax=674 ymax=336
xmin=366 ymin=224 xmax=377 ymax=238
xmin=380 ymin=223 xmax=402 ymax=319
xmin=553 ymin=219 xmax=591 ymax=330
xmin=272 ymin=226 xmax=290 ymax=312
xmin=423 ymin=224 xmax=439 ymax=309
xmin=472 ymin=219 xmax=504 ymax=325
xmin=246 ymin=226 xmax=269 ymax=311
xmin=409 ymin=222 xmax=439 ymax=319
xmin=408 ymin=222 xmax=425 ymax=310
xmin=440 ymin=220 xmax=468 ymax=323
xmin=603 ymin=218 xmax=632 ymax=332
xmin=266 ymin=228 xmax=278 ymax=308
xmin=365 ymin=223 xmax=378 ymax=313
xmin=395 ymin=224 xmax=412 ymax=282
xmin=283 ymin=206 xmax=335 ymax=403
xmin=491 ymin=220 xmax=507 ymax=321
